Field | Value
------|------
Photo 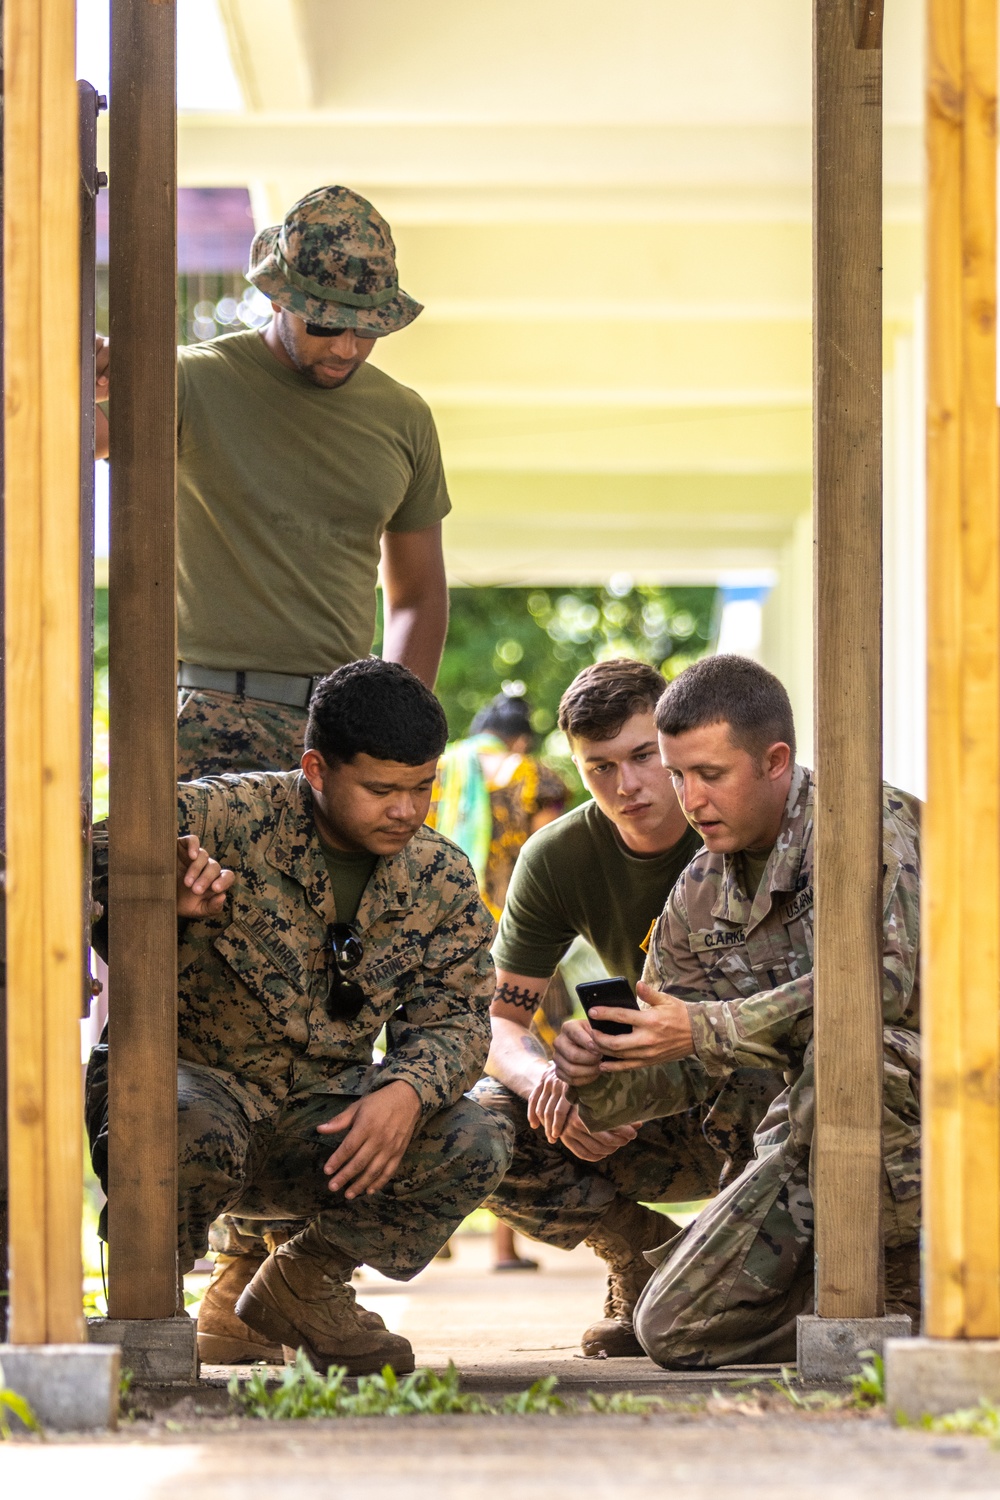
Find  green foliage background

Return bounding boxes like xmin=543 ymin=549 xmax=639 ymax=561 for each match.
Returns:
xmin=376 ymin=583 xmax=719 ymax=738
xmin=93 ymin=581 xmax=718 ymax=815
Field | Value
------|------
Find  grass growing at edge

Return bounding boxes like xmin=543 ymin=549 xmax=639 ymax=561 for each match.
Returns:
xmin=0 ymin=1387 xmax=40 ymax=1440
xmin=917 ymin=1402 xmax=1000 ymax=1442
xmin=849 ymin=1351 xmax=886 ymax=1408
xmin=232 ymin=1357 xmax=494 ymax=1420
xmin=229 ymin=1354 xmax=687 ymax=1420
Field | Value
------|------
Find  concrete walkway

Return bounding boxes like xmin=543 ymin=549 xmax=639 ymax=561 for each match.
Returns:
xmin=206 ymin=1231 xmax=684 ymax=1395
xmin=3 ymin=1233 xmax=1000 ymax=1497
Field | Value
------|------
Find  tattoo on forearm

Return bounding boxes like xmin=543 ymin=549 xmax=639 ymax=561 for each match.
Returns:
xmin=495 ymin=981 xmax=543 ymax=1013
xmin=519 ymin=1032 xmax=547 ymax=1059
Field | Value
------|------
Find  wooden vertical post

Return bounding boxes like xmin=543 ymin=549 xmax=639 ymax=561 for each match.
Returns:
xmin=79 ymin=81 xmax=103 ymax=1018
xmin=107 ymin=0 xmax=179 ymax=1319
xmin=3 ymin=0 xmax=84 ymax=1343
xmin=924 ymin=0 xmax=1000 ymax=1340
xmin=0 ymin=0 xmax=8 ymax=1343
xmin=811 ymin=0 xmax=885 ymax=1320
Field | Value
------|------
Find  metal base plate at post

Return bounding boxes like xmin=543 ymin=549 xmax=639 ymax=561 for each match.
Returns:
xmin=0 ymin=1343 xmax=121 ymax=1431
xmin=797 ymin=1313 xmax=912 ymax=1379
xmin=88 ymin=1315 xmax=198 ymax=1384
xmin=885 ymin=1336 xmax=1000 ymax=1419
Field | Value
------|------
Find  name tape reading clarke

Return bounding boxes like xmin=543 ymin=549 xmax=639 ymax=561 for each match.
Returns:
xmin=687 ymin=886 xmax=814 ymax=952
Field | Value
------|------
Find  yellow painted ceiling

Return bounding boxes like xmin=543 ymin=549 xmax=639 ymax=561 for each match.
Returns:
xmin=100 ymin=0 xmax=925 ymax=586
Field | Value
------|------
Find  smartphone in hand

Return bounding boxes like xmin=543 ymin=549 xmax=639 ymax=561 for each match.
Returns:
xmin=575 ymin=977 xmax=640 ymax=1036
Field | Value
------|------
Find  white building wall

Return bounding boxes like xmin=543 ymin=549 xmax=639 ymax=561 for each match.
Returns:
xmin=882 ymin=302 xmax=927 ymax=798
xmin=760 ymin=507 xmax=814 ymax=769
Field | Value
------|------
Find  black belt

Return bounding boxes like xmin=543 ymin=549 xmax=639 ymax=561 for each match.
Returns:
xmin=177 ymin=663 xmax=326 ymax=710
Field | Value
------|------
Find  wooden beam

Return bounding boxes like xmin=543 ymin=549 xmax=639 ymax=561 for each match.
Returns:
xmin=0 ymin=0 xmax=9 ymax=1344
xmin=924 ymin=0 xmax=1000 ymax=1340
xmin=107 ymin=0 xmax=179 ymax=1320
xmin=79 ymin=81 xmax=102 ymax=1019
xmin=851 ymin=0 xmax=884 ymax=50
xmin=811 ymin=0 xmax=884 ymax=1321
xmin=3 ymin=0 xmax=84 ymax=1344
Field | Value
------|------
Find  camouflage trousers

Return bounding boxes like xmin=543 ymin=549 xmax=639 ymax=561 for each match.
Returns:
xmin=87 ymin=1052 xmax=513 ymax=1279
xmin=632 ymin=1134 xmax=921 ymax=1369
xmin=177 ymin=687 xmax=308 ymax=780
xmin=471 ymin=1069 xmax=782 ymax=1249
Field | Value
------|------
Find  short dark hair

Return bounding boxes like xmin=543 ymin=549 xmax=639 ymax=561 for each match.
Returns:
xmin=305 ymin=658 xmax=448 ymax=765
xmin=470 ymin=692 xmax=534 ymax=744
xmin=655 ymin=654 xmax=796 ymax=761
xmin=557 ymin=658 xmax=666 ymax=742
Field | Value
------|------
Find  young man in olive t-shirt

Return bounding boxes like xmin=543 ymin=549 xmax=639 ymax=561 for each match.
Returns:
xmin=474 ymin=659 xmax=782 ymax=1359
xmin=95 ymin=184 xmax=451 ymax=777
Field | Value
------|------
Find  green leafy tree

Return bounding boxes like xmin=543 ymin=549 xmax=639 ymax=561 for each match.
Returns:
xmin=380 ymin=583 xmax=718 ymax=741
xmin=377 ymin=583 xmax=718 ymax=802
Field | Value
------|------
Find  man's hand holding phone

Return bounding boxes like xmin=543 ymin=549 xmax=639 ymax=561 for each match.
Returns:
xmin=585 ymin=980 xmax=695 ymax=1072
xmin=555 ymin=976 xmax=696 ymax=1083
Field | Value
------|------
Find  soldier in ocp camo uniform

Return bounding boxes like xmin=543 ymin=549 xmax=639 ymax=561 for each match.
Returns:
xmin=554 ymin=655 xmax=921 ymax=1368
xmin=87 ymin=661 xmax=511 ymax=1375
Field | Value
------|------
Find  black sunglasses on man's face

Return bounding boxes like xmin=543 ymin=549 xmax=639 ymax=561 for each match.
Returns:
xmin=304 ymin=321 xmax=350 ymax=338
xmin=304 ymin=321 xmax=382 ymax=341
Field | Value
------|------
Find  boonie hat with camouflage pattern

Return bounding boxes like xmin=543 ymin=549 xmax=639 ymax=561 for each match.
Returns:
xmin=247 ymin=185 xmax=423 ymax=337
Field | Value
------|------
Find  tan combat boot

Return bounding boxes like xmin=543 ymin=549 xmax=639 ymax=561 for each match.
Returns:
xmin=235 ymin=1226 xmax=414 ymax=1376
xmin=581 ymin=1198 xmax=676 ymax=1358
xmin=198 ymin=1233 xmax=389 ymax=1365
xmin=197 ymin=1252 xmax=286 ymax=1364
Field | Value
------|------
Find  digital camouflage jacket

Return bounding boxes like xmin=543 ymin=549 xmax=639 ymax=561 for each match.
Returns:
xmin=96 ymin=771 xmax=496 ymax=1124
xmin=577 ymin=767 xmax=922 ymax=1206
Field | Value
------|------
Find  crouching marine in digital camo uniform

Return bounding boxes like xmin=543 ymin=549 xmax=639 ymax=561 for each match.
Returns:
xmin=555 ymin=654 xmax=921 ymax=1368
xmin=87 ymin=661 xmax=512 ymax=1375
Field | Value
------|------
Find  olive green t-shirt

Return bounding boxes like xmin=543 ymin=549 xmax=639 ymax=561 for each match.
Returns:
xmin=740 ymin=848 xmax=772 ymax=900
xmin=320 ymin=841 xmax=379 ymax=927
xmin=492 ymin=799 xmax=702 ymax=990
xmin=176 ymin=330 xmax=451 ymax=675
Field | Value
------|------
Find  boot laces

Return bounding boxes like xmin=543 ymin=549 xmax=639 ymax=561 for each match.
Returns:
xmin=603 ymin=1255 xmax=654 ymax=1322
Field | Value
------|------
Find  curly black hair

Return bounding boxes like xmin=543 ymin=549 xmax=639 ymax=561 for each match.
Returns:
xmin=305 ymin=658 xmax=448 ymax=766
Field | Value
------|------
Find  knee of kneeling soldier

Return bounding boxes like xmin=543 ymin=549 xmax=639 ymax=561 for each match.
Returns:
xmin=445 ymin=1099 xmax=515 ymax=1191
xmin=632 ymin=1273 xmax=692 ymax=1368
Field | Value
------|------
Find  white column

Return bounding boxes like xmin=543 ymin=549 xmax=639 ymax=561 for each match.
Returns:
xmin=882 ymin=300 xmax=927 ymax=798
xmin=761 ymin=508 xmax=815 ymax=768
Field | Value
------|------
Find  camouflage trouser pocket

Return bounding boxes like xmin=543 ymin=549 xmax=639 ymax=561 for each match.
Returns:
xmin=176 ymin=689 xmax=307 ymax=779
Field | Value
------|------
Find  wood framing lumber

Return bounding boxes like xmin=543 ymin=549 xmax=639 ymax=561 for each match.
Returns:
xmin=811 ymin=0 xmax=885 ymax=1320
xmin=107 ymin=0 xmax=179 ymax=1320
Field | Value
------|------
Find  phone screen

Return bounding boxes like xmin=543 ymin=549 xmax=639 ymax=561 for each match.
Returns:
xmin=575 ymin=977 xmax=639 ymax=1036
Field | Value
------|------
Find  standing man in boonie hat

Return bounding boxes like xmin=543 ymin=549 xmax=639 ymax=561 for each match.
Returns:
xmin=95 ymin=184 xmax=450 ymax=777
xmin=94 ymin=185 xmax=453 ymax=1362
